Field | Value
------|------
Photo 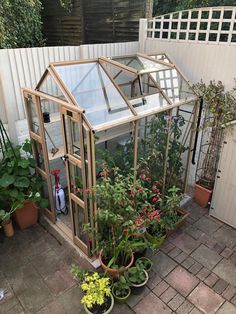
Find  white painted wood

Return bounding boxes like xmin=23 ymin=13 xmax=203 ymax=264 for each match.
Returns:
xmin=139 ymin=18 xmax=148 ymax=53
xmin=145 ymin=39 xmax=236 ymax=90
xmin=210 ymin=124 xmax=236 ymax=227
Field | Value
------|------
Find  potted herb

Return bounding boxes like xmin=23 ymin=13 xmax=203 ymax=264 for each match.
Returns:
xmin=0 ymin=140 xmax=48 ymax=229
xmin=194 ymin=81 xmax=236 ymax=207
xmin=111 ymin=275 xmax=131 ymax=303
xmin=125 ymin=263 xmax=149 ymax=295
xmin=80 ymin=272 xmax=114 ymax=314
xmin=135 ymin=257 xmax=153 ymax=272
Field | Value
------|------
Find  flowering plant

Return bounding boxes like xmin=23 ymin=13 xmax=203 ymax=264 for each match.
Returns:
xmin=80 ymin=272 xmax=111 ymax=309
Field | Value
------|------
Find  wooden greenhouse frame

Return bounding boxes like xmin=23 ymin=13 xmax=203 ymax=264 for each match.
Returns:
xmin=22 ymin=53 xmax=199 ymax=257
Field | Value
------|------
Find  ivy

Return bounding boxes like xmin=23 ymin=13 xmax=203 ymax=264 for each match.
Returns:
xmin=0 ymin=0 xmax=44 ymax=48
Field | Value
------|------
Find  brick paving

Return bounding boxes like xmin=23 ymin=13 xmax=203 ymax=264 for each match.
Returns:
xmin=0 ymin=201 xmax=236 ymax=313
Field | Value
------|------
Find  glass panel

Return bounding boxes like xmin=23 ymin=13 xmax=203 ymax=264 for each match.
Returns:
xmin=137 ymin=107 xmax=192 ymax=192
xmin=95 ymin=123 xmax=134 ymax=173
xmin=38 ymin=74 xmax=67 ymax=100
xmin=113 ymin=55 xmax=172 ymax=73
xmin=72 ymin=199 xmax=88 ymax=244
xmin=68 ymin=162 xmax=84 ymax=200
xmin=32 ymin=139 xmax=45 ymax=171
xmin=55 ymin=62 xmax=133 ymax=127
xmin=27 ymin=98 xmax=41 ymax=134
xmin=130 ymin=93 xmax=169 ymax=114
xmin=151 ymin=69 xmax=195 ymax=102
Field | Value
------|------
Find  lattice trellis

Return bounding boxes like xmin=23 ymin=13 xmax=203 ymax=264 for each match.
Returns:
xmin=147 ymin=7 xmax=236 ymax=44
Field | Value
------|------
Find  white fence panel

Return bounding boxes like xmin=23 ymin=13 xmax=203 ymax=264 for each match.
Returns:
xmin=81 ymin=42 xmax=139 ymax=58
xmin=141 ymin=6 xmax=236 ymax=90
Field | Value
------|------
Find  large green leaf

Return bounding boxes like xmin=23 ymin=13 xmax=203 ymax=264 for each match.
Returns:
xmin=9 ymin=189 xmax=19 ymax=198
xmin=18 ymin=159 xmax=30 ymax=169
xmin=14 ymin=177 xmax=30 ymax=188
xmin=0 ymin=174 xmax=15 ymax=187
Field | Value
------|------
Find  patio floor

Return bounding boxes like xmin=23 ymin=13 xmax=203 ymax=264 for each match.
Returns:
xmin=0 ymin=202 xmax=236 ymax=314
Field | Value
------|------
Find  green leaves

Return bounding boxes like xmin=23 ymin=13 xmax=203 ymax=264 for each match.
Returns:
xmin=14 ymin=177 xmax=30 ymax=188
xmin=18 ymin=159 xmax=30 ymax=168
xmin=0 ymin=174 xmax=15 ymax=187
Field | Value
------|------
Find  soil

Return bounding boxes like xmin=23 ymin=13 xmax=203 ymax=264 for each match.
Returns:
xmin=88 ymin=297 xmax=111 ymax=314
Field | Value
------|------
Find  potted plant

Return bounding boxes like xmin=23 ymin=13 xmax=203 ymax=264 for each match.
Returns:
xmin=85 ymin=166 xmax=147 ymax=278
xmin=135 ymin=257 xmax=153 ymax=272
xmin=0 ymin=207 xmax=16 ymax=237
xmin=194 ymin=81 xmax=236 ymax=207
xmin=125 ymin=263 xmax=149 ymax=295
xmin=82 ymin=272 xmax=114 ymax=314
xmin=159 ymin=186 xmax=189 ymax=236
xmin=0 ymin=140 xmax=48 ymax=229
xmin=111 ymin=275 xmax=131 ymax=303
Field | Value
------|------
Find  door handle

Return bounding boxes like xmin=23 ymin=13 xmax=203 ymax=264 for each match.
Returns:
xmin=61 ymin=155 xmax=68 ymax=162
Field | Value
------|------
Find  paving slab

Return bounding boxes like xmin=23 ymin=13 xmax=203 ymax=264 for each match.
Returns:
xmin=150 ymin=251 xmax=177 ymax=278
xmin=133 ymin=292 xmax=172 ymax=314
xmin=57 ymin=286 xmax=83 ymax=314
xmin=213 ymin=227 xmax=236 ymax=249
xmin=44 ymin=267 xmax=76 ymax=295
xmin=216 ymin=301 xmax=236 ymax=314
xmin=146 ymin=270 xmax=162 ymax=289
xmin=170 ymin=233 xmax=200 ymax=255
xmin=36 ymin=300 xmax=65 ymax=314
xmin=30 ymin=249 xmax=64 ymax=278
xmin=191 ymin=244 xmax=222 ymax=270
xmin=17 ymin=279 xmax=53 ymax=313
xmin=168 ymin=293 xmax=185 ymax=311
xmin=4 ymin=302 xmax=25 ymax=314
xmin=194 ymin=216 xmax=221 ymax=234
xmin=213 ymin=258 xmax=236 ymax=286
xmin=165 ymin=266 xmax=199 ymax=297
xmin=176 ymin=300 xmax=194 ymax=314
xmin=126 ymin=286 xmax=150 ymax=308
xmin=188 ymin=283 xmax=224 ymax=314
xmin=0 ymin=296 xmax=21 ymax=313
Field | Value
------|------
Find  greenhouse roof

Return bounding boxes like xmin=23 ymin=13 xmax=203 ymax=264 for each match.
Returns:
xmin=36 ymin=53 xmax=198 ymax=130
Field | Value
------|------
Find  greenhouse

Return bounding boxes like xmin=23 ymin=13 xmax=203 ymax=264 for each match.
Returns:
xmin=23 ymin=53 xmax=199 ymax=256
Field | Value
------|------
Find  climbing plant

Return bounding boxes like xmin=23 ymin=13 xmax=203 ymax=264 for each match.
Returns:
xmin=0 ymin=0 xmax=44 ymax=48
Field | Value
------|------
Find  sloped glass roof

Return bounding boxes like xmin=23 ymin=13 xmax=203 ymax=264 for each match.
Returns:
xmin=37 ymin=53 xmax=198 ymax=130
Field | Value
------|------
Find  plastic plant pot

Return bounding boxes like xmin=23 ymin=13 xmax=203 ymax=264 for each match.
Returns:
xmin=135 ymin=257 xmax=153 ymax=272
xmin=145 ymin=231 xmax=166 ymax=249
xmin=83 ymin=294 xmax=114 ymax=314
xmin=111 ymin=284 xmax=131 ymax=303
xmin=128 ymin=269 xmax=149 ymax=295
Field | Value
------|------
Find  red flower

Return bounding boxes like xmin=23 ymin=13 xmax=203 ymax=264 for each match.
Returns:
xmin=137 ymin=187 xmax=143 ymax=193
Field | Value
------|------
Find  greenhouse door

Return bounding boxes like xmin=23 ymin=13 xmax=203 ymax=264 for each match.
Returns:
xmin=210 ymin=123 xmax=236 ymax=228
xmin=60 ymin=107 xmax=90 ymax=255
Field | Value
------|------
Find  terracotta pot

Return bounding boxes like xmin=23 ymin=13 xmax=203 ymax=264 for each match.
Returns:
xmin=166 ymin=208 xmax=190 ymax=237
xmin=2 ymin=219 xmax=14 ymax=237
xmin=99 ymin=250 xmax=134 ymax=278
xmin=194 ymin=183 xmax=212 ymax=208
xmin=13 ymin=201 xmax=38 ymax=230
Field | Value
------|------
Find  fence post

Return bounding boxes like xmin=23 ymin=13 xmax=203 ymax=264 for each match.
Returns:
xmin=139 ymin=18 xmax=148 ymax=53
